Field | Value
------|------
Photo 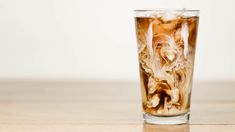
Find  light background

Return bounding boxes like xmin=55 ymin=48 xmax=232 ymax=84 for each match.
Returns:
xmin=0 ymin=0 xmax=234 ymax=81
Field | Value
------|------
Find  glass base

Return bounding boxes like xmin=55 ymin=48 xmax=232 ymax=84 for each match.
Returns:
xmin=143 ymin=112 xmax=190 ymax=125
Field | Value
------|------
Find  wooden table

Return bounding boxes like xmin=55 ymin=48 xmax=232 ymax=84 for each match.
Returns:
xmin=0 ymin=80 xmax=234 ymax=132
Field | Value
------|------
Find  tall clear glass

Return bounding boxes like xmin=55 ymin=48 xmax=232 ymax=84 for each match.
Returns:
xmin=134 ymin=9 xmax=199 ymax=124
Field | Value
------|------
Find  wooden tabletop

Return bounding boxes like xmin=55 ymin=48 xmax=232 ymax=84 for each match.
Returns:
xmin=0 ymin=80 xmax=234 ymax=132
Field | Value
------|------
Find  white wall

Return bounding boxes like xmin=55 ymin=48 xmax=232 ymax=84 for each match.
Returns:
xmin=0 ymin=0 xmax=234 ymax=81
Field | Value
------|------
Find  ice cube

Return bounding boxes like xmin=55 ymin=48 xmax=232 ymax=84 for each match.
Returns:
xmin=171 ymin=88 xmax=180 ymax=103
xmin=161 ymin=10 xmax=178 ymax=22
xmin=148 ymin=76 xmax=158 ymax=94
xmin=181 ymin=22 xmax=189 ymax=57
xmin=165 ymin=50 xmax=176 ymax=61
xmin=160 ymin=9 xmax=186 ymax=22
xmin=150 ymin=94 xmax=160 ymax=107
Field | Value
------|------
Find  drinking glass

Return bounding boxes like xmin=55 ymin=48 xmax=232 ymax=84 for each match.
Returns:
xmin=134 ymin=9 xmax=199 ymax=124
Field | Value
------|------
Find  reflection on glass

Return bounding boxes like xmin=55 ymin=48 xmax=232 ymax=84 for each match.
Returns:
xmin=143 ymin=123 xmax=190 ymax=132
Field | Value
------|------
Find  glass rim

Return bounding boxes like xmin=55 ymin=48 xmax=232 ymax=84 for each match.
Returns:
xmin=134 ymin=9 xmax=200 ymax=12
xmin=134 ymin=9 xmax=200 ymax=17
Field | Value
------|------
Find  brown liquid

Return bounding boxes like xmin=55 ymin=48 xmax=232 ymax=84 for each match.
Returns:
xmin=135 ymin=16 xmax=199 ymax=116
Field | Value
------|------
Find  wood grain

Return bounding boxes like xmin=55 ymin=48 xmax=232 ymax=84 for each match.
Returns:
xmin=0 ymin=80 xmax=234 ymax=131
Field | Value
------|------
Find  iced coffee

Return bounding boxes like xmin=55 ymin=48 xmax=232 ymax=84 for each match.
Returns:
xmin=135 ymin=9 xmax=199 ymax=124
